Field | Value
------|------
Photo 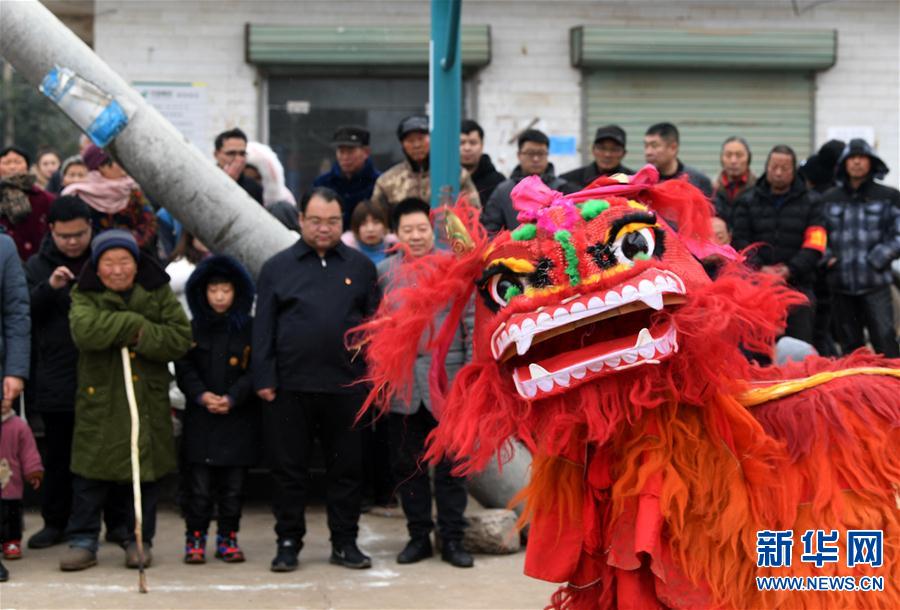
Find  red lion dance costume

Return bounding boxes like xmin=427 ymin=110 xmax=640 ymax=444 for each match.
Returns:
xmin=356 ymin=165 xmax=900 ymax=609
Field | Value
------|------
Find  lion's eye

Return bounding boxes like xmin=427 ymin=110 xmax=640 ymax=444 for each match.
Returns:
xmin=490 ymin=273 xmax=528 ymax=306
xmin=612 ymin=227 xmax=656 ymax=263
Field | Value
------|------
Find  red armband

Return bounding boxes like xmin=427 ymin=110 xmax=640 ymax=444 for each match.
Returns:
xmin=802 ymin=226 xmax=827 ymax=252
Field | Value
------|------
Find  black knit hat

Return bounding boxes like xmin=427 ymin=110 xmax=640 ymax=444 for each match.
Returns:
xmin=91 ymin=229 xmax=139 ymax=266
xmin=799 ymin=139 xmax=845 ymax=188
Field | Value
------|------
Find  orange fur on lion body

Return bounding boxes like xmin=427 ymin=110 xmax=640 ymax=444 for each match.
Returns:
xmin=356 ymin=166 xmax=900 ymax=609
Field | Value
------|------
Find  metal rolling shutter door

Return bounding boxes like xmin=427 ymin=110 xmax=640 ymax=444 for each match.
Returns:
xmin=584 ymin=69 xmax=814 ymax=179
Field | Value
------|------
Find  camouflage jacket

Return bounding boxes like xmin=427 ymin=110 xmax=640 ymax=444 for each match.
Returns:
xmin=371 ymin=160 xmax=481 ymax=211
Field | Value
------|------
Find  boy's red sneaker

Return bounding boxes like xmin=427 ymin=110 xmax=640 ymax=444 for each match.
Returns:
xmin=216 ymin=532 xmax=245 ymax=563
xmin=184 ymin=531 xmax=206 ymax=564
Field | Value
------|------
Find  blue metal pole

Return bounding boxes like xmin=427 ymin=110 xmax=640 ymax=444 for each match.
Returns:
xmin=429 ymin=0 xmax=462 ymax=210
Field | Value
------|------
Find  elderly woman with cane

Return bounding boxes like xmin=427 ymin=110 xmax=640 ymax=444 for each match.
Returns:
xmin=59 ymin=229 xmax=191 ymax=574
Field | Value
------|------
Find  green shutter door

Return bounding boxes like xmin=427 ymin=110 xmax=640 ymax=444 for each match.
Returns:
xmin=584 ymin=69 xmax=813 ymax=180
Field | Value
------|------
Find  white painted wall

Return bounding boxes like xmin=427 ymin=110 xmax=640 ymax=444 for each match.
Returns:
xmin=94 ymin=0 xmax=899 ymax=186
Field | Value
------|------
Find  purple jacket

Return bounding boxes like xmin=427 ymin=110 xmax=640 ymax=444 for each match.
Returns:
xmin=0 ymin=413 xmax=43 ymax=500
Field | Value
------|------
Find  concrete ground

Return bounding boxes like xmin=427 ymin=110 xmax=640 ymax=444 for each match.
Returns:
xmin=0 ymin=503 xmax=556 ymax=610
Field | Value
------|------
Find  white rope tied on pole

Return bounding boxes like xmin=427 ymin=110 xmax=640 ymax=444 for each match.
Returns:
xmin=120 ymin=347 xmax=148 ymax=593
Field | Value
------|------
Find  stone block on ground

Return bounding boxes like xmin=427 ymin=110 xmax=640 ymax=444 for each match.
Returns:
xmin=462 ymin=508 xmax=521 ymax=555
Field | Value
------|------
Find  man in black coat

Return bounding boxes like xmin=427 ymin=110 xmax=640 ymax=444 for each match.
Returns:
xmin=313 ymin=126 xmax=381 ymax=231
xmin=254 ymin=187 xmax=381 ymax=572
xmin=798 ymin=139 xmax=846 ymax=358
xmin=821 ymin=139 xmax=900 ymax=357
xmin=643 ymin=122 xmax=713 ymax=197
xmin=732 ymin=145 xmax=826 ymax=344
xmin=560 ymin=124 xmax=633 ymax=189
xmin=460 ymin=119 xmax=505 ymax=203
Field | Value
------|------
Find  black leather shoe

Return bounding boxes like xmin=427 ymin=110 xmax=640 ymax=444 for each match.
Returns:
xmin=397 ymin=537 xmax=433 ymax=564
xmin=330 ymin=542 xmax=372 ymax=569
xmin=270 ymin=539 xmax=300 ymax=572
xmin=441 ymin=540 xmax=474 ymax=568
xmin=0 ymin=559 xmax=8 ymax=582
xmin=28 ymin=527 xmax=66 ymax=549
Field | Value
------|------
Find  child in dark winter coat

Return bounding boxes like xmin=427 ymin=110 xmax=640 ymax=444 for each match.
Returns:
xmin=175 ymin=255 xmax=259 ymax=564
xmin=0 ymin=404 xmax=44 ymax=560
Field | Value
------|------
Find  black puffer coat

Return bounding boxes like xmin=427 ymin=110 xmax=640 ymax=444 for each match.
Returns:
xmin=175 ymin=255 xmax=260 ymax=466
xmin=469 ymin=153 xmax=506 ymax=203
xmin=731 ymin=175 xmax=825 ymax=289
xmin=24 ymin=234 xmax=90 ymax=411
xmin=482 ymin=164 xmax=577 ymax=233
xmin=559 ymin=162 xmax=634 ymax=190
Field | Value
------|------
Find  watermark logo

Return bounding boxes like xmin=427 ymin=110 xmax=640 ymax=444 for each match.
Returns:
xmin=847 ymin=530 xmax=883 ymax=569
xmin=757 ymin=530 xmax=794 ymax=568
xmin=800 ymin=529 xmax=839 ymax=568
xmin=756 ymin=529 xmax=884 ymax=592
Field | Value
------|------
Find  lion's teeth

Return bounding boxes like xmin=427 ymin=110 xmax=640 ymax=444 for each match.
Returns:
xmin=640 ymin=292 xmax=664 ymax=311
xmin=529 ymin=363 xmax=551 ymax=380
xmin=587 ymin=360 xmax=604 ymax=372
xmin=515 ymin=333 xmax=533 ymax=356
xmin=553 ymin=372 xmax=570 ymax=387
xmin=635 ymin=328 xmax=654 ymax=348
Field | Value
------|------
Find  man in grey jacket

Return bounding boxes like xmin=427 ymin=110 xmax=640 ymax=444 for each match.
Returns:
xmin=376 ymin=198 xmax=474 ymax=568
xmin=0 ymin=229 xmax=31 ymax=582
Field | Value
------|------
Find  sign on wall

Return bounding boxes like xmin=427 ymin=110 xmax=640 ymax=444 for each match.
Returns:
xmin=826 ymin=126 xmax=875 ymax=147
xmin=133 ymin=81 xmax=209 ymax=151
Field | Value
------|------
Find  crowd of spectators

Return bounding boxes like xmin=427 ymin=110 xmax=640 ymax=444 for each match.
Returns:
xmin=0 ymin=112 xmax=898 ymax=583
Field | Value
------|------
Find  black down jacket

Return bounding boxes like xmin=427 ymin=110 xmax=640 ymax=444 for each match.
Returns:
xmin=24 ymin=234 xmax=91 ymax=411
xmin=731 ymin=175 xmax=825 ymax=289
xmin=175 ymin=255 xmax=261 ymax=466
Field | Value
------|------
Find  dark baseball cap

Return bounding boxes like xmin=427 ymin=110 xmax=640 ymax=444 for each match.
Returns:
xmin=397 ymin=115 xmax=429 ymax=141
xmin=593 ymin=125 xmax=626 ymax=147
xmin=331 ymin=126 xmax=370 ymax=147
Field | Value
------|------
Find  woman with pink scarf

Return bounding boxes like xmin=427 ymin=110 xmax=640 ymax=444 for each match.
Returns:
xmin=62 ymin=145 xmax=157 ymax=249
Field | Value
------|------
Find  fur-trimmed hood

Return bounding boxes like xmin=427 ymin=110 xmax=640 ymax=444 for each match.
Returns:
xmin=185 ymin=254 xmax=255 ymax=330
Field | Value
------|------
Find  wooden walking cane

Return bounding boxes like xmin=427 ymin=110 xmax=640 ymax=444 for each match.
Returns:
xmin=121 ymin=347 xmax=148 ymax=593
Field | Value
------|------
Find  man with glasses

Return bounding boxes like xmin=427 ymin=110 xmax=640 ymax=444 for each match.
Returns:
xmin=213 ymin=128 xmax=263 ymax=204
xmin=560 ymin=125 xmax=633 ymax=189
xmin=253 ymin=187 xmax=381 ymax=573
xmin=24 ymin=196 xmax=114 ymax=550
xmin=482 ymin=129 xmax=575 ymax=233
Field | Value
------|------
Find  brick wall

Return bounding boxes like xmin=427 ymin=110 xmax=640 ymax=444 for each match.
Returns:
xmin=94 ymin=0 xmax=899 ymax=186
